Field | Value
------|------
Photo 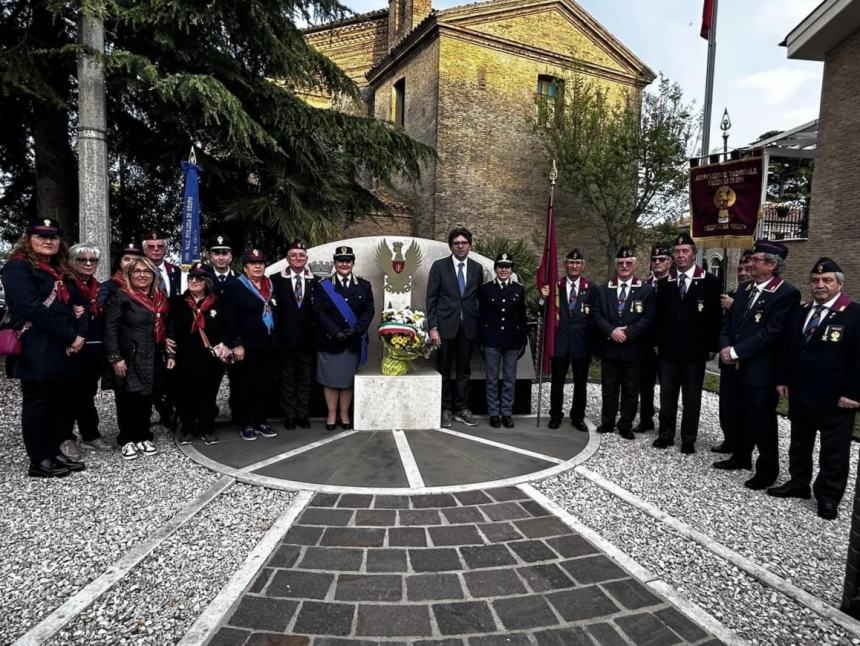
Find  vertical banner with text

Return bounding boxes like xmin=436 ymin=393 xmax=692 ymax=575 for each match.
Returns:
xmin=690 ymin=157 xmax=763 ymax=248
xmin=180 ymin=160 xmax=201 ymax=267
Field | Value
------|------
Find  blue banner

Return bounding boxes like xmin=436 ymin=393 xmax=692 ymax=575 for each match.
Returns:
xmin=180 ymin=161 xmax=201 ymax=266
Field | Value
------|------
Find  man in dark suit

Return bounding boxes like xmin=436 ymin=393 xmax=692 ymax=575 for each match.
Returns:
xmin=272 ymin=239 xmax=318 ymax=430
xmin=715 ymin=240 xmax=800 ymax=490
xmin=427 ymin=227 xmax=483 ymax=427
xmin=712 ymin=248 xmax=754 ymax=454
xmin=637 ymin=243 xmax=672 ymax=433
xmin=592 ymin=246 xmax=656 ymax=439
xmin=540 ymin=248 xmax=596 ymax=432
xmin=769 ymin=258 xmax=860 ymax=519
xmin=652 ymin=233 xmax=722 ymax=454
xmin=207 ymin=234 xmax=237 ymax=295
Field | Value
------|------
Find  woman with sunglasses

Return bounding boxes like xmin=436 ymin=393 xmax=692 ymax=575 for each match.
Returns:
xmin=65 ymin=242 xmax=113 ymax=454
xmin=104 ymin=256 xmax=175 ymax=460
xmin=171 ymin=262 xmax=230 ymax=446
xmin=1 ymin=218 xmax=87 ymax=478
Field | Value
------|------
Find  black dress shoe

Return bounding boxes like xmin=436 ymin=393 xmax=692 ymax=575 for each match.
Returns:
xmin=652 ymin=438 xmax=673 ymax=449
xmin=710 ymin=442 xmax=733 ymax=454
xmin=297 ymin=417 xmax=311 ymax=429
xmin=54 ymin=453 xmax=86 ymax=472
xmin=744 ymin=475 xmax=775 ymax=490
xmin=339 ymin=420 xmax=353 ymax=430
xmin=502 ymin=416 xmax=514 ymax=429
xmin=596 ymin=425 xmax=614 ymax=434
xmin=489 ymin=416 xmax=501 ymax=428
xmin=619 ymin=430 xmax=635 ymax=440
xmin=325 ymin=422 xmax=337 ymax=431
xmin=713 ymin=458 xmax=752 ymax=470
xmin=633 ymin=423 xmax=654 ymax=433
xmin=28 ymin=458 xmax=71 ymax=478
xmin=547 ymin=417 xmax=561 ymax=430
xmin=570 ymin=419 xmax=588 ymax=432
xmin=680 ymin=444 xmax=696 ymax=455
xmin=767 ymin=482 xmax=811 ymax=499
xmin=818 ymin=502 xmax=839 ymax=520
xmin=283 ymin=418 xmax=296 ymax=430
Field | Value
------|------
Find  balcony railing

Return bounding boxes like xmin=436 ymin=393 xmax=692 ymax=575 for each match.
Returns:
xmin=758 ymin=202 xmax=809 ymax=241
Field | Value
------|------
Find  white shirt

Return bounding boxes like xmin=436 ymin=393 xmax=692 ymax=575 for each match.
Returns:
xmin=803 ymin=293 xmax=841 ymax=330
xmin=452 ymin=255 xmax=469 ymax=285
xmin=676 ymin=267 xmax=696 ymax=287
xmin=214 ymin=270 xmax=231 ymax=281
xmin=616 ymin=280 xmax=631 ymax=297
xmin=334 ymin=273 xmax=353 ymax=288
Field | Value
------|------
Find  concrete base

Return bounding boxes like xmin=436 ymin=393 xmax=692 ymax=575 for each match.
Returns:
xmin=354 ymin=369 xmax=442 ymax=430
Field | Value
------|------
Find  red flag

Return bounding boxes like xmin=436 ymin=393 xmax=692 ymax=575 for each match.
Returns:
xmin=536 ymin=192 xmax=559 ymax=375
xmin=700 ymin=0 xmax=714 ymax=39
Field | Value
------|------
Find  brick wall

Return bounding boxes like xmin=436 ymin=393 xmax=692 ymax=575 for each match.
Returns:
xmin=783 ymin=26 xmax=860 ymax=300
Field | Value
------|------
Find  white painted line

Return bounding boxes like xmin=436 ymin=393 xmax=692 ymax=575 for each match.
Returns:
xmin=393 ymin=430 xmax=425 ymax=488
xmin=575 ymin=466 xmax=860 ymax=640
xmin=12 ymin=476 xmax=235 ymax=646
xmin=519 ymin=484 xmax=748 ymax=646
xmin=237 ymin=430 xmax=359 ymax=474
xmin=177 ymin=490 xmax=314 ymax=646
xmin=435 ymin=427 xmax=564 ymax=465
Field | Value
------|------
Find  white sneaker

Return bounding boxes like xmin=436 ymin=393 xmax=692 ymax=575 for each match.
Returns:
xmin=60 ymin=439 xmax=82 ymax=461
xmin=136 ymin=440 xmax=157 ymax=456
xmin=121 ymin=442 xmax=139 ymax=461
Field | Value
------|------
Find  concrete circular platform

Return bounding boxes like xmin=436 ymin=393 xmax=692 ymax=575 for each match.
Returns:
xmin=180 ymin=417 xmax=598 ymax=494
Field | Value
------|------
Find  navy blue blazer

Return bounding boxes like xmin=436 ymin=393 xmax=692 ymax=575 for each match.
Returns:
xmin=314 ymin=275 xmax=375 ymax=354
xmin=478 ymin=280 xmax=527 ymax=350
xmin=553 ymin=276 xmax=596 ymax=360
xmin=209 ymin=268 xmax=238 ymax=297
xmin=720 ymin=276 xmax=801 ymax=387
xmin=592 ymin=277 xmax=656 ymax=362
xmin=222 ymin=277 xmax=278 ymax=350
xmin=654 ymin=267 xmax=722 ymax=361
xmin=1 ymin=258 xmax=87 ymax=381
xmin=426 ymin=256 xmax=483 ymax=340
xmin=272 ymin=271 xmax=317 ymax=351
xmin=778 ymin=294 xmax=860 ymax=411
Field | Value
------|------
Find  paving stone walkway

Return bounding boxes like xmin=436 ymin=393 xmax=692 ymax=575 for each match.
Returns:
xmin=206 ymin=487 xmax=723 ymax=646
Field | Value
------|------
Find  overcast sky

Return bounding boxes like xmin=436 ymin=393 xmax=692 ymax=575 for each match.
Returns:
xmin=340 ymin=0 xmax=824 ymax=150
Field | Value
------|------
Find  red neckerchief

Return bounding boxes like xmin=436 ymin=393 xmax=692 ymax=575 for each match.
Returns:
xmin=14 ymin=254 xmax=70 ymax=303
xmin=120 ymin=285 xmax=169 ymax=345
xmin=248 ymin=276 xmax=272 ymax=301
xmin=111 ymin=271 xmax=125 ymax=288
xmin=76 ymin=276 xmax=101 ymax=317
xmin=185 ymin=293 xmax=217 ymax=334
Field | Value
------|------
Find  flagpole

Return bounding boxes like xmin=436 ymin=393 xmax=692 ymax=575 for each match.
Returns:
xmin=536 ymin=161 xmax=558 ymax=428
xmin=701 ymin=0 xmax=719 ymax=155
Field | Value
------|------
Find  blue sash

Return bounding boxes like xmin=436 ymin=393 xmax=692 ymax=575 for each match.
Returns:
xmin=238 ymin=275 xmax=274 ymax=333
xmin=321 ymin=278 xmax=368 ymax=366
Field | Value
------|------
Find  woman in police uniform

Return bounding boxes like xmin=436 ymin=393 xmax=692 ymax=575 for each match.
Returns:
xmin=314 ymin=246 xmax=375 ymax=430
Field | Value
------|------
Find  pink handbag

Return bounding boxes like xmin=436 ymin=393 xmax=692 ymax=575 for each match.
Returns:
xmin=0 ymin=328 xmax=23 ymax=356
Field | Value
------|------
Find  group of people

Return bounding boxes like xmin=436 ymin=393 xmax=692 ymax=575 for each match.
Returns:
xmin=1 ymin=219 xmax=376 ymax=478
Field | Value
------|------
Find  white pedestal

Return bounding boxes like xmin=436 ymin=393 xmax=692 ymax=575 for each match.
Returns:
xmin=354 ymin=369 xmax=442 ymax=430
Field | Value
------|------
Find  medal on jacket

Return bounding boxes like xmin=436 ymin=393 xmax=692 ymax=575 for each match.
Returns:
xmin=754 ymin=312 xmax=762 ymax=323
xmin=697 ymin=301 xmax=704 ymax=312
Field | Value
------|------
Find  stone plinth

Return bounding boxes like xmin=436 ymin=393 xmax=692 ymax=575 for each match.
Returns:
xmin=354 ymin=369 xmax=441 ymax=430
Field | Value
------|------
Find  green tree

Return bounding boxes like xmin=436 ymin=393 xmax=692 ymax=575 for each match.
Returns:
xmin=536 ymin=73 xmax=696 ymax=273
xmin=0 ymin=0 xmax=433 ymax=252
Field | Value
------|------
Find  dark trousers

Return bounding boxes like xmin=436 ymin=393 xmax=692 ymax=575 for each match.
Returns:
xmin=658 ymin=358 xmax=706 ymax=446
xmin=734 ymin=382 xmax=780 ymax=480
xmin=788 ymin=404 xmax=855 ymax=506
xmin=549 ymin=355 xmax=590 ymax=423
xmin=177 ymin=367 xmax=224 ymax=436
xmin=237 ymin=347 xmax=275 ymax=427
xmin=281 ymin=346 xmax=314 ymax=419
xmin=437 ymin=326 xmax=473 ymax=413
xmin=21 ymin=379 xmax=74 ymax=463
xmin=638 ymin=350 xmax=659 ymax=428
xmin=71 ymin=355 xmax=102 ymax=441
xmin=227 ymin=363 xmax=242 ymax=423
xmin=600 ymin=359 xmax=641 ymax=432
xmin=115 ymin=389 xmax=155 ymax=446
xmin=154 ymin=365 xmax=177 ymax=425
xmin=718 ymin=363 xmax=742 ymax=451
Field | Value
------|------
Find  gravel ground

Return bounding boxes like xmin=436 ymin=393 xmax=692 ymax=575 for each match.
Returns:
xmin=46 ymin=482 xmax=296 ymax=646
xmin=0 ymin=375 xmax=221 ymax=643
xmin=534 ymin=380 xmax=860 ymax=645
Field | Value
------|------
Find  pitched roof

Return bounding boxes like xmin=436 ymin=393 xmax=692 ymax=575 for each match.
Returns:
xmin=303 ymin=8 xmax=387 ymax=35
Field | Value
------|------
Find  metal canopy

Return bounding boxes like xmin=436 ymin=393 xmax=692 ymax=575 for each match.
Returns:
xmin=742 ymin=119 xmax=818 ymax=160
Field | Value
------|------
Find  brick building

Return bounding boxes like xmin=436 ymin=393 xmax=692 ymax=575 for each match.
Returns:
xmin=305 ymin=0 xmax=654 ymax=265
xmin=783 ymin=0 xmax=860 ymax=298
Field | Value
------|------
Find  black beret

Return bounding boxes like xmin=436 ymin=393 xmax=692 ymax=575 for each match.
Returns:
xmin=811 ymin=257 xmax=841 ymax=274
xmin=616 ymin=246 xmax=635 ymax=260
xmin=754 ymin=240 xmax=788 ymax=260
xmin=565 ymin=248 xmax=584 ymax=261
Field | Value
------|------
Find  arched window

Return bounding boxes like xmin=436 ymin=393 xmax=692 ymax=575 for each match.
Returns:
xmin=709 ymin=256 xmax=722 ymax=280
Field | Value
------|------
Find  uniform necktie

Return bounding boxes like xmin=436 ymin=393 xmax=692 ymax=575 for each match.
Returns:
xmin=294 ymin=275 xmax=303 ymax=305
xmin=617 ymin=284 xmax=627 ymax=317
xmin=804 ymin=305 xmax=826 ymax=343
xmin=159 ymin=268 xmax=168 ymax=294
xmin=569 ymin=284 xmax=578 ymax=313
xmin=747 ymin=286 xmax=760 ymax=311
xmin=678 ymin=273 xmax=687 ymax=298
xmin=218 ymin=275 xmax=226 ymax=284
xmin=457 ymin=262 xmax=466 ymax=296
xmin=342 ymin=277 xmax=349 ymax=289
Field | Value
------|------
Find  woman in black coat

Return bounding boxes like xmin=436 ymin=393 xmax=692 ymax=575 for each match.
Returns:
xmin=171 ymin=263 xmax=229 ymax=446
xmin=0 ymin=218 xmax=87 ymax=478
xmin=104 ymin=256 xmax=175 ymax=461
xmin=223 ymin=249 xmax=278 ymax=441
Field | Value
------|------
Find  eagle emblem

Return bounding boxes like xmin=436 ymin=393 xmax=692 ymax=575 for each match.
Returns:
xmin=376 ymin=238 xmax=422 ymax=295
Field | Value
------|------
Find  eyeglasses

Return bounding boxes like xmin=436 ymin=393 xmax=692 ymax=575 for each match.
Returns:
xmin=144 ymin=243 xmax=166 ymax=249
xmin=131 ymin=269 xmax=154 ymax=275
xmin=188 ymin=276 xmax=205 ymax=282
xmin=617 ymin=260 xmax=635 ymax=266
xmin=451 ymin=240 xmax=470 ymax=246
xmin=75 ymin=257 xmax=99 ymax=265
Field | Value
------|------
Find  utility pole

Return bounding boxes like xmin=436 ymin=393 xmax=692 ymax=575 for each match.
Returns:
xmin=701 ymin=0 xmax=719 ymax=156
xmin=77 ymin=8 xmax=110 ymax=279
